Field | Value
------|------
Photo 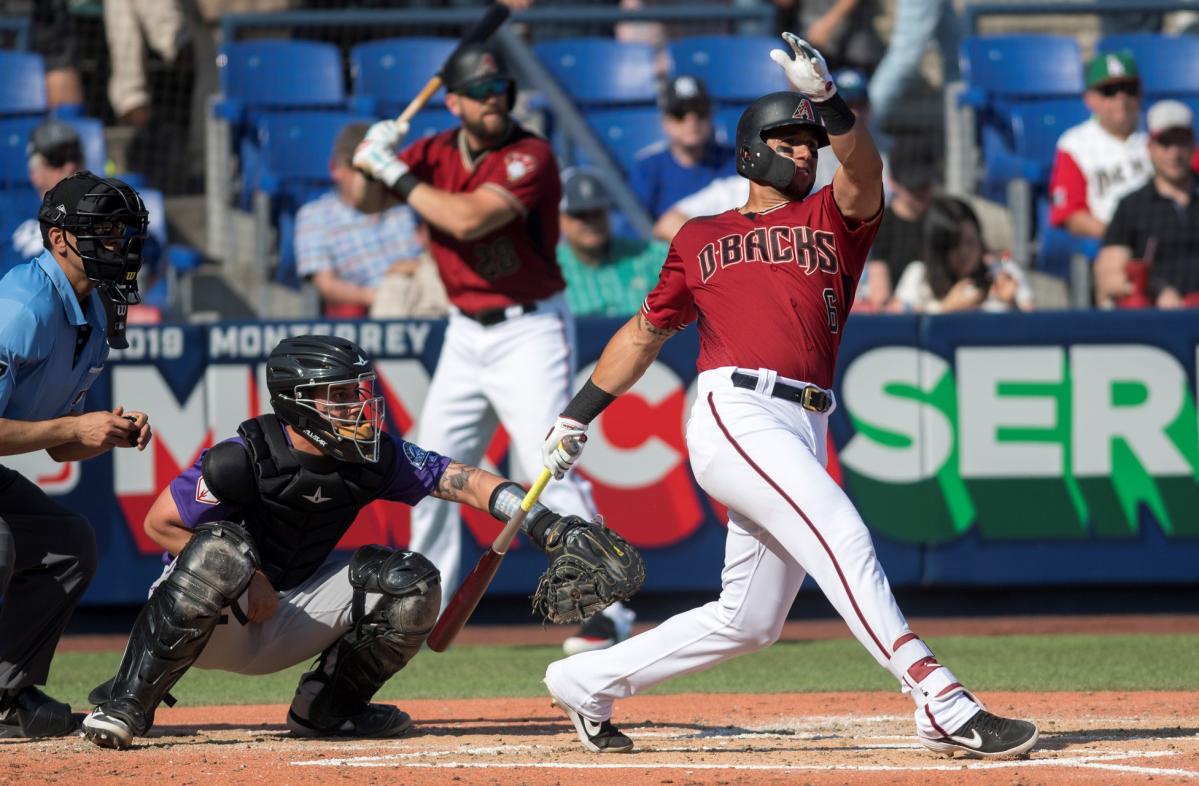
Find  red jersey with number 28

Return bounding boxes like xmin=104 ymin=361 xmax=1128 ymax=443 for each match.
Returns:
xmin=642 ymin=185 xmax=880 ymax=389
xmin=400 ymin=124 xmax=565 ymax=312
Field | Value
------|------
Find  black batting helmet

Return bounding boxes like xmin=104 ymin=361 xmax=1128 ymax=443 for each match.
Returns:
xmin=735 ymin=92 xmax=830 ymax=192
xmin=442 ymin=43 xmax=515 ymax=103
xmin=266 ymin=335 xmax=385 ymax=464
xmin=39 ymin=171 xmax=148 ymax=293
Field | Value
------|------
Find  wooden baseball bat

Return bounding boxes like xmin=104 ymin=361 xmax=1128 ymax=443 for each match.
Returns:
xmin=427 ymin=468 xmax=553 ymax=652
xmin=397 ymin=2 xmax=511 ymax=124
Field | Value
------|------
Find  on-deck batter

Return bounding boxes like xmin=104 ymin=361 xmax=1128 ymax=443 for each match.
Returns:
xmin=538 ymin=35 xmax=1040 ymax=759
xmin=353 ymin=44 xmax=599 ymax=609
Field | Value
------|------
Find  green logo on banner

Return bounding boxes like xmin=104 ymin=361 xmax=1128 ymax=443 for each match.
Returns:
xmin=838 ymin=346 xmax=1199 ymax=545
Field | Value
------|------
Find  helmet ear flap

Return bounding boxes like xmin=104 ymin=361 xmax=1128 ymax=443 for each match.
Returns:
xmin=737 ymin=139 xmax=797 ymax=192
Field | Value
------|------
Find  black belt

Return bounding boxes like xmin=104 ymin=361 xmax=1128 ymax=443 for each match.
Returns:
xmin=460 ymin=302 xmax=537 ymax=326
xmin=731 ymin=371 xmax=832 ymax=413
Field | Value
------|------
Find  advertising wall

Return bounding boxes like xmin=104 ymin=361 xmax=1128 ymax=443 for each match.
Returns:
xmin=12 ymin=312 xmax=1197 ymax=605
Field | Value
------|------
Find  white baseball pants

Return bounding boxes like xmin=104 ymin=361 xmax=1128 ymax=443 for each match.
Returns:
xmin=546 ymin=367 xmax=980 ymax=739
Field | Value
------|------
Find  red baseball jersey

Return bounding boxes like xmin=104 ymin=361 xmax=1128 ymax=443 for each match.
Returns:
xmin=400 ymin=124 xmax=565 ymax=312
xmin=642 ymin=185 xmax=880 ymax=389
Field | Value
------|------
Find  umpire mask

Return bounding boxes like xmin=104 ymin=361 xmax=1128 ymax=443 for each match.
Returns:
xmin=266 ymin=335 xmax=386 ymax=463
xmin=39 ymin=172 xmax=149 ymax=349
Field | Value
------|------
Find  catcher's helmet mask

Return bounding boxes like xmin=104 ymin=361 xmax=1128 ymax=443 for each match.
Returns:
xmin=266 ymin=336 xmax=386 ymax=464
xmin=736 ymin=91 xmax=830 ymax=196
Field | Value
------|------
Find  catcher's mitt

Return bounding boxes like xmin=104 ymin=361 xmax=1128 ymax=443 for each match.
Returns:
xmin=531 ymin=515 xmax=645 ymax=625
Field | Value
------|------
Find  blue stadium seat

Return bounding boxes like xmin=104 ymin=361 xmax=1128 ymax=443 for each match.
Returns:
xmin=61 ymin=116 xmax=108 ymax=176
xmin=0 ymin=51 xmax=47 ymax=116
xmin=135 ymin=187 xmax=201 ymax=312
xmin=215 ymin=40 xmax=345 ymax=118
xmin=350 ymin=37 xmax=457 ymax=117
xmin=534 ymin=38 xmax=658 ymax=105
xmin=713 ymin=105 xmax=743 ymax=147
xmin=408 ymin=108 xmax=459 ymax=140
xmin=0 ymin=116 xmax=42 ymax=189
xmin=668 ymin=36 xmax=789 ymax=104
xmin=959 ymin=35 xmax=1083 ymax=106
xmin=584 ymin=107 xmax=665 ymax=174
xmin=1096 ymin=34 xmax=1199 ymax=99
xmin=1034 ymin=198 xmax=1100 ymax=281
xmin=254 ymin=111 xmax=374 ymax=286
xmin=1006 ymin=98 xmax=1089 ymax=185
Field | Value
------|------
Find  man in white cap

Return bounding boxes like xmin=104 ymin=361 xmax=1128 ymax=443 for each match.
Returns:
xmin=1094 ymin=99 xmax=1199 ymax=307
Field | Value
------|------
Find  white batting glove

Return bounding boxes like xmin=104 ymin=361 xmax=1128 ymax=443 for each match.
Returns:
xmin=542 ymin=417 xmax=588 ymax=480
xmin=769 ymin=32 xmax=836 ymax=102
xmin=364 ymin=118 xmax=410 ymax=149
xmin=353 ymin=137 xmax=410 ymax=189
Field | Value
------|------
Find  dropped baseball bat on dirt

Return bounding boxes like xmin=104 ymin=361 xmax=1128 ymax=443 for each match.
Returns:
xmin=426 ymin=467 xmax=553 ymax=652
xmin=395 ymin=2 xmax=510 ymax=125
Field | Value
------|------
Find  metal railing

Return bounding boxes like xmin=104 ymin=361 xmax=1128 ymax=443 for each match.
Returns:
xmin=964 ymin=0 xmax=1199 ymax=34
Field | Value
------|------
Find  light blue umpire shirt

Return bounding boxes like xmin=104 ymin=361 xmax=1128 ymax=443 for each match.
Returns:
xmin=0 ymin=250 xmax=110 ymax=421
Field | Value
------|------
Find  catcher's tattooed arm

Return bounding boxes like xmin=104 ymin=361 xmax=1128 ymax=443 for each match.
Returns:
xmin=431 ymin=460 xmax=514 ymax=513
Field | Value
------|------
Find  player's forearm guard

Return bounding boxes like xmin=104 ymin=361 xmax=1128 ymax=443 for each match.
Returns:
xmin=394 ymin=172 xmax=422 ymax=200
xmin=561 ymin=378 xmax=617 ymax=424
xmin=814 ymin=93 xmax=856 ymax=136
xmin=489 ymin=481 xmax=551 ymax=529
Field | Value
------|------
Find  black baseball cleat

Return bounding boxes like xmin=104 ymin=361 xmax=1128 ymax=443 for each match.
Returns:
xmin=286 ymin=703 xmax=412 ymax=739
xmin=82 ymin=706 xmax=136 ymax=750
xmin=546 ymin=683 xmax=633 ymax=753
xmin=919 ymin=709 xmax=1039 ymax=759
xmin=0 ymin=686 xmax=79 ymax=739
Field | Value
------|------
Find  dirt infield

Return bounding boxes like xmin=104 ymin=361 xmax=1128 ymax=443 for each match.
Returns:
xmin=2 ymin=691 xmax=1198 ymax=785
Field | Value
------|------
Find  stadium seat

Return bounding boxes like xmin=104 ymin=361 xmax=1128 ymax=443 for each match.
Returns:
xmin=136 ymin=187 xmax=202 ymax=312
xmin=1096 ymin=34 xmax=1199 ymax=99
xmin=713 ymin=105 xmax=743 ymax=147
xmin=0 ymin=115 xmax=42 ymax=188
xmin=215 ymin=39 xmax=345 ymax=119
xmin=350 ymin=37 xmax=458 ymax=117
xmin=534 ymin=38 xmax=658 ymax=105
xmin=408 ymin=108 xmax=459 ymax=140
xmin=584 ymin=107 xmax=665 ymax=174
xmin=254 ymin=111 xmax=374 ymax=287
xmin=1003 ymin=98 xmax=1090 ymax=186
xmin=0 ymin=51 xmax=47 ymax=116
xmin=668 ymin=36 xmax=789 ymax=104
xmin=959 ymin=35 xmax=1084 ymax=106
xmin=1034 ymin=198 xmax=1100 ymax=281
xmin=61 ymin=116 xmax=108 ymax=176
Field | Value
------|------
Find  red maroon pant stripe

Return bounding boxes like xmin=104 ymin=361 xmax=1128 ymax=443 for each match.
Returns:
xmin=707 ymin=392 xmax=890 ymax=661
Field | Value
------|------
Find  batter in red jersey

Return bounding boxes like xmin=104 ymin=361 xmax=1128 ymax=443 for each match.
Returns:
xmin=352 ymin=44 xmax=599 ymax=619
xmin=537 ymin=35 xmax=1041 ymax=759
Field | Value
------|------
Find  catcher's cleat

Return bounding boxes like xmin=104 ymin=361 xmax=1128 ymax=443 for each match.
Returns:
xmin=82 ymin=706 xmax=135 ymax=750
xmin=919 ymin=709 xmax=1039 ymax=759
xmin=545 ymin=681 xmax=633 ymax=754
xmin=0 ymin=686 xmax=79 ymax=739
xmin=286 ymin=703 xmax=412 ymax=739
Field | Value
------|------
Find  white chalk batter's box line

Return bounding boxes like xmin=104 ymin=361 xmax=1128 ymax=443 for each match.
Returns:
xmin=292 ymin=749 xmax=1197 ymax=778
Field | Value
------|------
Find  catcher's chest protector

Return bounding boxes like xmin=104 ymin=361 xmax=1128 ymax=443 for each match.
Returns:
xmin=237 ymin=415 xmax=395 ymax=591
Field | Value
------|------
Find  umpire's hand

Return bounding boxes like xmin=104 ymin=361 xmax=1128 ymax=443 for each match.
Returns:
xmin=74 ymin=407 xmax=148 ymax=451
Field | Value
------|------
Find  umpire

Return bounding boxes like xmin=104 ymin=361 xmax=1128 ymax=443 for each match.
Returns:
xmin=0 ymin=171 xmax=153 ymax=738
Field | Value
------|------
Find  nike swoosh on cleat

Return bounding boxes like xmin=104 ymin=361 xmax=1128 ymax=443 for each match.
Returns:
xmin=949 ymin=729 xmax=983 ymax=748
xmin=582 ymin=718 xmax=603 ymax=737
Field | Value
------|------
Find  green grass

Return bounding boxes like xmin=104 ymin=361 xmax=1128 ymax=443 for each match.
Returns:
xmin=48 ymin=633 xmax=1199 ymax=711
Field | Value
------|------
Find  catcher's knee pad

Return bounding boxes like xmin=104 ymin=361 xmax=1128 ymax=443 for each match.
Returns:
xmin=98 ymin=522 xmax=258 ymax=735
xmin=294 ymin=547 xmax=440 ymax=725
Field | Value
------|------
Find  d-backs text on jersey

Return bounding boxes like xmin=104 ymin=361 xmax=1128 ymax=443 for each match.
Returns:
xmin=697 ymin=225 xmax=840 ymax=283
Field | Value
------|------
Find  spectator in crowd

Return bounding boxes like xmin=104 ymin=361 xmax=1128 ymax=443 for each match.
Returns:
xmin=103 ymin=0 xmax=188 ymax=127
xmin=630 ymin=75 xmax=736 ymax=220
xmin=31 ymin=0 xmax=84 ymax=110
xmin=862 ymin=144 xmax=937 ymax=309
xmin=771 ymin=0 xmax=884 ymax=74
xmin=867 ymin=0 xmax=959 ymax=134
xmin=295 ymin=122 xmax=446 ymax=319
xmin=652 ymin=69 xmax=874 ymax=242
xmin=3 ymin=120 xmax=84 ymax=278
xmin=557 ymin=168 xmax=667 ymax=317
xmin=1048 ymin=52 xmax=1151 ymax=240
xmin=1094 ymin=100 xmax=1199 ymax=308
xmin=893 ymin=196 xmax=1033 ymax=313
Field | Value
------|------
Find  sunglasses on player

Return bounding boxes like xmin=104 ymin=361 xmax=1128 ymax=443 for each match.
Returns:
xmin=1096 ymin=81 xmax=1141 ymax=98
xmin=457 ymin=78 xmax=512 ymax=102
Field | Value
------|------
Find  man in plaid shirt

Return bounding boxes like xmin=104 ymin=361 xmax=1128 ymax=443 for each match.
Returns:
xmin=296 ymin=123 xmax=445 ymax=318
xmin=557 ymin=169 xmax=667 ymax=317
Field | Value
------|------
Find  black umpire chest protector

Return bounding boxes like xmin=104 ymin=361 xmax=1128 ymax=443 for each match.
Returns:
xmin=236 ymin=415 xmax=396 ymax=591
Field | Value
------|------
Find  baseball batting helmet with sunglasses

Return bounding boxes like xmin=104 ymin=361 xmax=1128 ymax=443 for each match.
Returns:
xmin=38 ymin=171 xmax=149 ymax=349
xmin=266 ymin=335 xmax=386 ymax=464
xmin=442 ymin=43 xmax=516 ymax=105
